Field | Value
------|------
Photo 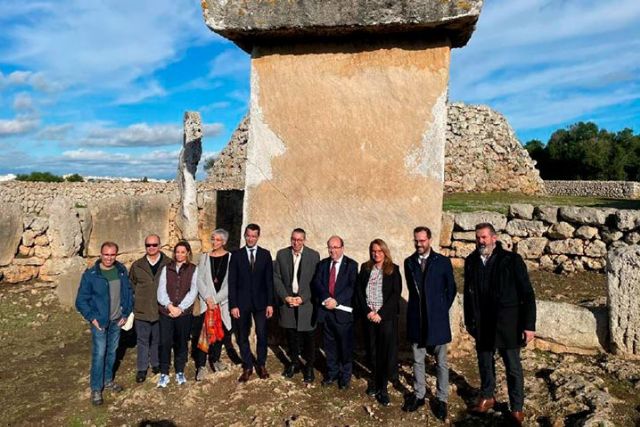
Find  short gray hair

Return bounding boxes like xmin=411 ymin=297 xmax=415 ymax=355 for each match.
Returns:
xmin=212 ymin=228 xmax=229 ymax=243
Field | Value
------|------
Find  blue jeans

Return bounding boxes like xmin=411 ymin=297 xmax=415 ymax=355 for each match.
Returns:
xmin=90 ymin=320 xmax=121 ymax=391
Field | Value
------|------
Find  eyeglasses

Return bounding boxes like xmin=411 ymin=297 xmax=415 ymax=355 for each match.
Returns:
xmin=145 ymin=243 xmax=159 ymax=248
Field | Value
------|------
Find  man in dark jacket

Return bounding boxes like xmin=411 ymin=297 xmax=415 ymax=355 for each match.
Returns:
xmin=75 ymin=241 xmax=133 ymax=406
xmin=402 ymin=226 xmax=456 ymax=421
xmin=228 ymin=223 xmax=274 ymax=382
xmin=273 ymin=228 xmax=320 ymax=382
xmin=128 ymin=234 xmax=171 ymax=383
xmin=464 ymin=223 xmax=536 ymax=426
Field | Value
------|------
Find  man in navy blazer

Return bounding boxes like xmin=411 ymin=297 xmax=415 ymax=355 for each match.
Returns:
xmin=402 ymin=226 xmax=456 ymax=422
xmin=312 ymin=235 xmax=358 ymax=389
xmin=228 ymin=223 xmax=274 ymax=382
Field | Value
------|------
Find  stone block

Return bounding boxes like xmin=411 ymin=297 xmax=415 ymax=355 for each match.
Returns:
xmin=440 ymin=212 xmax=454 ymax=247
xmin=505 ymin=219 xmax=546 ymax=237
xmin=499 ymin=234 xmax=513 ymax=251
xmin=18 ymin=245 xmax=32 ymax=257
xmin=509 ymin=203 xmax=534 ymax=220
xmin=22 ymin=230 xmax=36 ymax=247
xmin=47 ymin=198 xmax=83 ymax=258
xmin=615 ymin=209 xmax=640 ymax=231
xmin=575 ymin=225 xmax=599 ymax=240
xmin=535 ymin=205 xmax=558 ymax=224
xmin=11 ymin=256 xmax=45 ymax=266
xmin=202 ymin=0 xmax=483 ymax=51
xmin=582 ymin=256 xmax=606 ymax=271
xmin=559 ymin=206 xmax=616 ymax=226
xmin=452 ymin=231 xmax=476 ymax=242
xmin=452 ymin=241 xmax=475 ymax=258
xmin=198 ymin=191 xmax=217 ymax=253
xmin=34 ymin=245 xmax=52 ymax=259
xmin=87 ymin=194 xmax=171 ymax=256
xmin=515 ymin=237 xmax=548 ymax=259
xmin=30 ymin=217 xmax=49 ymax=234
xmin=55 ymin=256 xmax=89 ymax=307
xmin=40 ymin=256 xmax=88 ymax=282
xmin=0 ymin=203 xmax=23 ymax=266
xmin=601 ymin=229 xmax=623 ymax=244
xmin=548 ymin=222 xmax=575 ymax=240
xmin=625 ymin=232 xmax=640 ymax=245
xmin=455 ymin=211 xmax=507 ymax=231
xmin=34 ymin=234 xmax=49 ymax=246
xmin=607 ymin=245 xmax=640 ymax=357
xmin=0 ymin=265 xmax=38 ymax=283
xmin=584 ymin=240 xmax=607 ymax=258
xmin=548 ymin=239 xmax=584 ymax=255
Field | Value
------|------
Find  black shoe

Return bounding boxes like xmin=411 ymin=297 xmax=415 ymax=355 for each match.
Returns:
xmin=303 ymin=367 xmax=315 ymax=383
xmin=338 ymin=380 xmax=350 ymax=390
xmin=322 ymin=377 xmax=337 ymax=387
xmin=376 ymin=392 xmax=390 ymax=406
xmin=366 ymin=384 xmax=377 ymax=396
xmin=282 ymin=364 xmax=300 ymax=378
xmin=151 ymin=366 xmax=161 ymax=375
xmin=433 ymin=399 xmax=448 ymax=421
xmin=402 ymin=395 xmax=425 ymax=412
xmin=91 ymin=390 xmax=103 ymax=406
xmin=136 ymin=370 xmax=147 ymax=383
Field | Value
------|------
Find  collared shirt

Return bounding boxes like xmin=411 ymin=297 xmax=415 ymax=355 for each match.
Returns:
xmin=366 ymin=266 xmax=384 ymax=313
xmin=146 ymin=255 xmax=161 ymax=266
xmin=157 ymin=264 xmax=199 ymax=311
xmin=330 ymin=255 xmax=343 ymax=279
xmin=246 ymin=246 xmax=257 ymax=264
xmin=291 ymin=247 xmax=303 ymax=294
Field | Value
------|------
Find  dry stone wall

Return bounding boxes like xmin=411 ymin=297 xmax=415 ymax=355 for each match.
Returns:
xmin=546 ymin=180 xmax=640 ymax=199
xmin=207 ymin=103 xmax=545 ymax=195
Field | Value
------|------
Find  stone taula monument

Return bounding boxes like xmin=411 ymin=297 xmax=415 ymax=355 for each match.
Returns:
xmin=201 ymin=0 xmax=484 ymax=260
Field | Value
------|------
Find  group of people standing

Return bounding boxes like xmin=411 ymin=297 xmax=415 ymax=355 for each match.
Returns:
xmin=75 ymin=222 xmax=536 ymax=425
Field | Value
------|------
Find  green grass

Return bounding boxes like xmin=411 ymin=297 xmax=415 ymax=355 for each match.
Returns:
xmin=443 ymin=192 xmax=640 ymax=214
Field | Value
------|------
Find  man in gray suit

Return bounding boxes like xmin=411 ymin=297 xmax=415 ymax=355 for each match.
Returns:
xmin=274 ymin=228 xmax=321 ymax=383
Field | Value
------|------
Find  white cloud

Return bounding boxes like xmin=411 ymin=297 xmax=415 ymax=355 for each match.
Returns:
xmin=0 ymin=116 xmax=39 ymax=137
xmin=113 ymin=80 xmax=167 ymax=105
xmin=13 ymin=92 xmax=34 ymax=111
xmin=0 ymin=70 xmax=60 ymax=92
xmin=81 ymin=122 xmax=224 ymax=147
xmin=208 ymin=50 xmax=250 ymax=78
xmin=37 ymin=124 xmax=74 ymax=141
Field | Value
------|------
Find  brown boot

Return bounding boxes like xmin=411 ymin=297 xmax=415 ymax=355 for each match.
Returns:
xmin=238 ymin=368 xmax=252 ymax=383
xmin=510 ymin=411 xmax=525 ymax=425
xmin=256 ymin=365 xmax=270 ymax=379
xmin=471 ymin=396 xmax=496 ymax=414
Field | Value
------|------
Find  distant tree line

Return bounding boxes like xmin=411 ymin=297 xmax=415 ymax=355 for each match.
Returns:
xmin=16 ymin=172 xmax=84 ymax=182
xmin=525 ymin=122 xmax=640 ymax=180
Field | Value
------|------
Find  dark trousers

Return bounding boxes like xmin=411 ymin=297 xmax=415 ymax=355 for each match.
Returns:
xmin=135 ymin=319 xmax=159 ymax=372
xmin=322 ymin=313 xmax=353 ymax=383
xmin=285 ymin=328 xmax=315 ymax=367
xmin=477 ymin=348 xmax=524 ymax=411
xmin=364 ymin=319 xmax=398 ymax=395
xmin=236 ymin=308 xmax=268 ymax=369
xmin=159 ymin=314 xmax=192 ymax=375
xmin=191 ymin=313 xmax=233 ymax=368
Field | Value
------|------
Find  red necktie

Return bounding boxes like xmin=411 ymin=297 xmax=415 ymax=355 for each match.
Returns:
xmin=328 ymin=261 xmax=337 ymax=298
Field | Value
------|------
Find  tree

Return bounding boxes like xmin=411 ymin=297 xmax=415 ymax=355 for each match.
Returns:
xmin=16 ymin=171 xmax=64 ymax=182
xmin=65 ymin=173 xmax=84 ymax=182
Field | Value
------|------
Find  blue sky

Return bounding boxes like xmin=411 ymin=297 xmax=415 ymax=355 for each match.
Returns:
xmin=0 ymin=0 xmax=638 ymax=179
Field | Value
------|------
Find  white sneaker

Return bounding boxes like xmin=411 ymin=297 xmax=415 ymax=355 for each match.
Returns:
xmin=196 ymin=366 xmax=207 ymax=381
xmin=157 ymin=374 xmax=170 ymax=388
xmin=176 ymin=372 xmax=186 ymax=385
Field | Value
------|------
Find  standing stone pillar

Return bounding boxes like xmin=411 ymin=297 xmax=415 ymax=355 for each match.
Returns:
xmin=608 ymin=245 xmax=640 ymax=358
xmin=176 ymin=111 xmax=203 ymax=254
xmin=202 ymin=1 xmax=482 ymax=261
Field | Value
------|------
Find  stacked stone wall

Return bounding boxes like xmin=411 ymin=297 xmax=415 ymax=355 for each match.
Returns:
xmin=545 ymin=180 xmax=640 ymax=199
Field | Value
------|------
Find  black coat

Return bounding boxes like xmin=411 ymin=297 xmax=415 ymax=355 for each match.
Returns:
xmin=228 ymin=246 xmax=274 ymax=312
xmin=354 ymin=263 xmax=402 ymax=322
xmin=404 ymin=251 xmax=456 ymax=346
xmin=463 ymin=242 xmax=536 ymax=350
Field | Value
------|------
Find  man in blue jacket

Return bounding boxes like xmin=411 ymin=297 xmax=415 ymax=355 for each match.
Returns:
xmin=402 ymin=226 xmax=456 ymax=422
xmin=75 ymin=241 xmax=133 ymax=406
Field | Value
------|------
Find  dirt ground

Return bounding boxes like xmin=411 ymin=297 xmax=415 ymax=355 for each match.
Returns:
xmin=1 ymin=271 xmax=636 ymax=427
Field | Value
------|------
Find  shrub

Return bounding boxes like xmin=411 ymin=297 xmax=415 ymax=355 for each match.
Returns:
xmin=15 ymin=171 xmax=64 ymax=182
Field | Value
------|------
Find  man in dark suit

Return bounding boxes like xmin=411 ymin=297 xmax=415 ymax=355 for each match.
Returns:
xmin=274 ymin=228 xmax=320 ymax=383
xmin=464 ymin=222 xmax=536 ymax=426
xmin=402 ymin=226 xmax=456 ymax=421
xmin=312 ymin=235 xmax=358 ymax=390
xmin=228 ymin=223 xmax=274 ymax=382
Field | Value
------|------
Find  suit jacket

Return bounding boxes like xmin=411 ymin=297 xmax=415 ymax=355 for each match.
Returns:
xmin=312 ymin=255 xmax=358 ymax=324
xmin=354 ymin=263 xmax=402 ymax=322
xmin=463 ymin=242 xmax=536 ymax=350
xmin=274 ymin=246 xmax=321 ymax=331
xmin=404 ymin=250 xmax=457 ymax=346
xmin=228 ymin=246 xmax=274 ymax=312
xmin=196 ymin=252 xmax=232 ymax=330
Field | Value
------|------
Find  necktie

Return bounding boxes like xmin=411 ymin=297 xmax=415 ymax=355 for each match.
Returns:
xmin=328 ymin=261 xmax=337 ymax=298
xmin=250 ymin=248 xmax=255 ymax=271
xmin=292 ymin=252 xmax=300 ymax=294
xmin=420 ymin=257 xmax=427 ymax=273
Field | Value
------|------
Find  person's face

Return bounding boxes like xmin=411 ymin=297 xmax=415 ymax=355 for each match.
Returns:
xmin=291 ymin=232 xmax=305 ymax=253
xmin=100 ymin=246 xmax=117 ymax=268
xmin=327 ymin=237 xmax=344 ymax=261
xmin=414 ymin=231 xmax=431 ymax=255
xmin=211 ymin=233 xmax=226 ymax=251
xmin=244 ymin=229 xmax=259 ymax=248
xmin=476 ymin=228 xmax=498 ymax=256
xmin=370 ymin=244 xmax=385 ymax=265
xmin=174 ymin=246 xmax=189 ymax=263
xmin=145 ymin=236 xmax=160 ymax=257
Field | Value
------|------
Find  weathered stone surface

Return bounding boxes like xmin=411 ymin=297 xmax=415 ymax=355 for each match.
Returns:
xmin=34 ymin=234 xmax=49 ymax=246
xmin=0 ymin=264 xmax=38 ymax=283
xmin=21 ymin=230 xmax=36 ymax=247
xmin=509 ymin=203 xmax=534 ymax=220
xmin=548 ymin=222 xmax=575 ymax=239
xmin=11 ymin=256 xmax=45 ymax=266
xmin=47 ymin=198 xmax=83 ymax=258
xmin=506 ymin=219 xmax=546 ymax=237
xmin=209 ymin=114 xmax=248 ymax=190
xmin=584 ymin=240 xmax=607 ymax=258
xmin=87 ymin=194 xmax=171 ymax=256
xmin=77 ymin=207 xmax=92 ymax=257
xmin=452 ymin=231 xmax=476 ymax=242
xmin=439 ymin=212 xmax=454 ymax=247
xmin=18 ymin=245 xmax=32 ymax=257
xmin=615 ymin=209 xmax=640 ymax=231
xmin=452 ymin=241 xmax=475 ymax=258
xmin=241 ymin=39 xmax=451 ymax=263
xmin=515 ymin=237 xmax=548 ymax=259
xmin=55 ymin=256 xmax=89 ymax=307
xmin=575 ymin=225 xmax=598 ymax=240
xmin=30 ymin=217 xmax=49 ymax=234
xmin=455 ymin=211 xmax=507 ymax=231
xmin=40 ymin=256 xmax=88 ymax=282
xmin=499 ymin=233 xmax=513 ymax=251
xmin=0 ymin=203 xmax=23 ymax=266
xmin=601 ymin=229 xmax=623 ymax=244
xmin=198 ymin=191 xmax=217 ymax=253
xmin=607 ymin=245 xmax=640 ymax=357
xmin=559 ymin=206 xmax=615 ymax=226
xmin=203 ymin=0 xmax=483 ymax=51
xmin=583 ymin=256 xmax=606 ymax=271
xmin=34 ymin=245 xmax=52 ymax=260
xmin=624 ymin=231 xmax=640 ymax=244
xmin=534 ymin=301 xmax=607 ymax=354
xmin=548 ymin=239 xmax=584 ymax=255
xmin=535 ymin=205 xmax=559 ymax=224
xmin=540 ymin=254 xmax=554 ymax=270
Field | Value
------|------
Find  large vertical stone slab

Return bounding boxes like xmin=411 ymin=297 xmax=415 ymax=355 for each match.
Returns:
xmin=0 ymin=203 xmax=23 ymax=266
xmin=608 ymin=245 xmax=640 ymax=358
